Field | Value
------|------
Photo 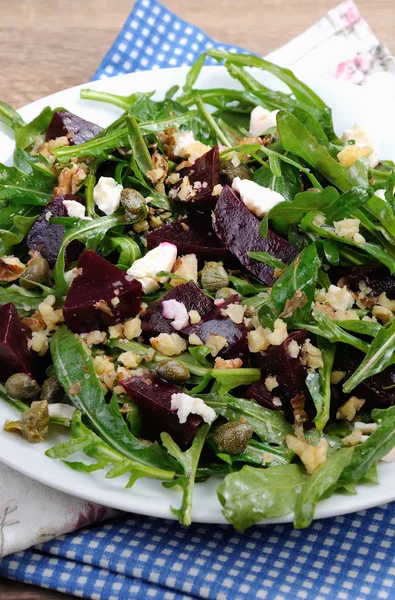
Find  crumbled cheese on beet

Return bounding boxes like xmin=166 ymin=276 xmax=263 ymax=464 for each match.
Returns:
xmin=171 ymin=392 xmax=216 ymax=424
xmin=162 ymin=299 xmax=189 ymax=331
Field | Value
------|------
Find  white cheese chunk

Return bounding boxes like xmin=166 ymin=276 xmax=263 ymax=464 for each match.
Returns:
xmin=63 ymin=200 xmax=91 ymax=220
xmin=162 ymin=299 xmax=189 ymax=331
xmin=48 ymin=403 xmax=76 ymax=421
xmin=93 ymin=176 xmax=123 ymax=215
xmin=249 ymin=106 xmax=279 ymax=137
xmin=232 ymin=177 xmax=285 ymax=218
xmin=127 ymin=242 xmax=177 ymax=293
xmin=170 ymin=392 xmax=216 ymax=424
xmin=173 ymin=130 xmax=210 ymax=163
xmin=323 ymin=285 xmax=354 ymax=312
xmin=341 ymin=123 xmax=380 ymax=168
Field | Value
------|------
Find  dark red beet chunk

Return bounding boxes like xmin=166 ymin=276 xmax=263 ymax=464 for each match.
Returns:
xmin=336 ymin=348 xmax=395 ymax=410
xmin=171 ymin=147 xmax=221 ymax=210
xmin=142 ymin=281 xmax=213 ymax=336
xmin=121 ymin=373 xmax=202 ymax=449
xmin=336 ymin=264 xmax=395 ymax=299
xmin=247 ymin=330 xmax=315 ymax=422
xmin=27 ymin=194 xmax=85 ymax=268
xmin=45 ymin=110 xmax=102 ymax=146
xmin=146 ymin=213 xmax=230 ymax=264
xmin=63 ymin=250 xmax=142 ymax=334
xmin=0 ymin=303 xmax=38 ymax=381
xmin=212 ymin=185 xmax=297 ymax=286
xmin=183 ymin=302 xmax=249 ymax=362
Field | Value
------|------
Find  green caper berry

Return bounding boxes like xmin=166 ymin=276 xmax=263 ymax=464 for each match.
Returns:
xmin=215 ymin=287 xmax=237 ymax=301
xmin=5 ymin=373 xmax=41 ymax=401
xmin=212 ymin=420 xmax=253 ymax=455
xmin=120 ymin=188 xmax=148 ymax=223
xmin=221 ymin=160 xmax=252 ymax=186
xmin=201 ymin=262 xmax=229 ymax=293
xmin=20 ymin=257 xmax=50 ymax=289
xmin=156 ymin=359 xmax=190 ymax=383
xmin=40 ymin=376 xmax=63 ymax=404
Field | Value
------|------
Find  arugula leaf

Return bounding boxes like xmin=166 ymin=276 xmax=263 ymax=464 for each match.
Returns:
xmin=294 ymin=447 xmax=354 ymax=528
xmin=203 ymin=394 xmax=292 ymax=445
xmin=297 ymin=311 xmax=370 ymax=354
xmin=0 ymin=284 xmax=53 ymax=316
xmin=264 ymin=187 xmax=338 ymax=235
xmin=332 ymin=319 xmax=382 ymax=338
xmin=54 ymin=214 xmax=123 ymax=295
xmin=365 ymin=192 xmax=395 ymax=240
xmin=270 ymin=243 xmax=321 ymax=324
xmin=306 ymin=338 xmax=336 ymax=430
xmin=218 ymin=463 xmax=305 ymax=529
xmin=343 ymin=320 xmax=395 ymax=393
xmin=14 ymin=106 xmax=55 ymax=150
xmin=50 ymin=326 xmax=177 ymax=473
xmin=161 ymin=424 xmax=210 ymax=525
xmin=340 ymin=406 xmax=395 ymax=484
xmin=253 ymin=161 xmax=303 ymax=204
xmin=0 ymin=164 xmax=54 ymax=204
xmin=247 ymin=251 xmax=286 ymax=271
xmin=127 ymin=116 xmax=153 ymax=174
xmin=211 ymin=368 xmax=261 ymax=395
xmin=47 ymin=410 xmax=174 ymax=484
xmin=0 ymin=100 xmax=24 ymax=129
xmin=208 ymin=50 xmax=327 ymax=109
xmin=288 ymin=106 xmax=329 ymax=145
xmin=183 ymin=53 xmax=206 ymax=93
xmin=300 ymin=212 xmax=395 ymax=273
xmin=100 ymin=233 xmax=141 ymax=270
xmin=228 ymin=275 xmax=267 ymax=295
xmin=324 ymin=186 xmax=372 ymax=222
xmin=277 ymin=111 xmax=369 ymax=192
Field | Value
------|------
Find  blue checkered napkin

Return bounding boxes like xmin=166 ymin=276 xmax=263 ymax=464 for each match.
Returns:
xmin=1 ymin=506 xmax=395 ymax=600
xmin=93 ymin=0 xmax=245 ymax=79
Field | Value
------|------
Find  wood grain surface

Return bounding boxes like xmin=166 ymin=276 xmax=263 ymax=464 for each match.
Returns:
xmin=0 ymin=0 xmax=393 ymax=597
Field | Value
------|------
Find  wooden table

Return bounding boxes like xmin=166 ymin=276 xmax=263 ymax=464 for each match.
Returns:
xmin=0 ymin=0 xmax=393 ymax=597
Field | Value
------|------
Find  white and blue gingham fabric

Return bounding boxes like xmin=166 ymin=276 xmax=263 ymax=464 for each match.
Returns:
xmin=0 ymin=507 xmax=395 ymax=599
xmin=1 ymin=0 xmax=395 ymax=597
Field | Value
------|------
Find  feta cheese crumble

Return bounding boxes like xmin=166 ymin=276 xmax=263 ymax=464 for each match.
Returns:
xmin=93 ymin=176 xmax=123 ymax=215
xmin=63 ymin=200 xmax=92 ymax=220
xmin=173 ymin=130 xmax=211 ymax=163
xmin=232 ymin=177 xmax=285 ymax=218
xmin=162 ymin=299 xmax=189 ymax=331
xmin=249 ymin=106 xmax=279 ymax=137
xmin=127 ymin=242 xmax=177 ymax=293
xmin=341 ymin=123 xmax=380 ymax=168
xmin=170 ymin=392 xmax=216 ymax=424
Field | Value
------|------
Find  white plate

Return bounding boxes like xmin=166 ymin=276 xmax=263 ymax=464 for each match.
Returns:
xmin=0 ymin=66 xmax=394 ymax=525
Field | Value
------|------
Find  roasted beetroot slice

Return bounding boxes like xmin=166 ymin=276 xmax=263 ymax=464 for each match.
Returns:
xmin=336 ymin=347 xmax=395 ymax=410
xmin=0 ymin=303 xmax=39 ymax=381
xmin=247 ymin=330 xmax=314 ymax=422
xmin=212 ymin=185 xmax=297 ymax=286
xmin=121 ymin=373 xmax=202 ymax=449
xmin=183 ymin=303 xmax=249 ymax=362
xmin=335 ymin=264 xmax=395 ymax=299
xmin=142 ymin=281 xmax=213 ymax=336
xmin=45 ymin=110 xmax=102 ymax=146
xmin=171 ymin=147 xmax=221 ymax=210
xmin=26 ymin=194 xmax=85 ymax=268
xmin=63 ymin=250 xmax=142 ymax=333
xmin=246 ymin=380 xmax=283 ymax=411
xmin=146 ymin=213 xmax=230 ymax=264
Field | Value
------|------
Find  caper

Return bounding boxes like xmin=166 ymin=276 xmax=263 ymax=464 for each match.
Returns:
xmin=120 ymin=188 xmax=148 ymax=223
xmin=221 ymin=160 xmax=252 ymax=186
xmin=212 ymin=420 xmax=253 ymax=455
xmin=215 ymin=287 xmax=237 ymax=301
xmin=201 ymin=262 xmax=229 ymax=293
xmin=156 ymin=359 xmax=190 ymax=383
xmin=5 ymin=373 xmax=41 ymax=400
xmin=20 ymin=257 xmax=50 ymax=289
xmin=40 ymin=376 xmax=63 ymax=404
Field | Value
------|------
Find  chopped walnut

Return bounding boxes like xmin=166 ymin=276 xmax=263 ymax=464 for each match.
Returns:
xmin=150 ymin=333 xmax=187 ymax=356
xmin=221 ymin=303 xmax=245 ymax=324
xmin=188 ymin=333 xmax=204 ymax=346
xmin=290 ymin=393 xmax=308 ymax=434
xmin=330 ymin=370 xmax=346 ymax=384
xmin=94 ymin=299 xmax=114 ymax=317
xmin=300 ymin=339 xmax=323 ymax=369
xmin=171 ymin=254 xmax=198 ymax=286
xmin=147 ymin=150 xmax=168 ymax=185
xmin=279 ymin=289 xmax=308 ymax=319
xmin=214 ymin=357 xmax=243 ymax=370
xmin=377 ymin=292 xmax=395 ymax=312
xmin=54 ymin=163 xmax=86 ymax=196
xmin=342 ymin=428 xmax=364 ymax=446
xmin=206 ymin=334 xmax=228 ymax=357
xmin=0 ymin=256 xmax=25 ymax=282
xmin=286 ymin=435 xmax=328 ymax=474
xmin=337 ymin=144 xmax=372 ymax=168
xmin=82 ymin=330 xmax=107 ymax=346
xmin=336 ymin=396 xmax=365 ymax=421
xmin=287 ymin=340 xmax=301 ymax=359
xmin=264 ymin=376 xmax=279 ymax=392
xmin=118 ymin=351 xmax=142 ymax=369
xmin=123 ymin=317 xmax=142 ymax=340
xmin=188 ymin=310 xmax=201 ymax=325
